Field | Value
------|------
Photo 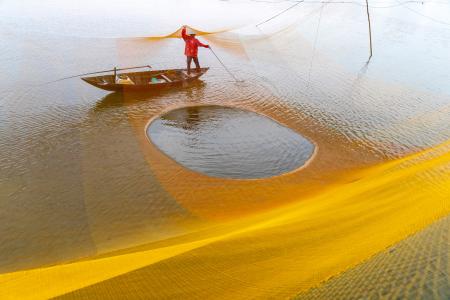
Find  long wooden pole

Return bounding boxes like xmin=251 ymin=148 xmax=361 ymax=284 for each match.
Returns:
xmin=365 ymin=0 xmax=373 ymax=61
xmin=46 ymin=65 xmax=152 ymax=84
xmin=209 ymin=47 xmax=242 ymax=82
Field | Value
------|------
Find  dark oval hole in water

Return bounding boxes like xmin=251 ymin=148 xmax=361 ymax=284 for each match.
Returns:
xmin=147 ymin=105 xmax=315 ymax=179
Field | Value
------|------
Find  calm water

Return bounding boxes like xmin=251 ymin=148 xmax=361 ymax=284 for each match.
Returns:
xmin=0 ymin=0 xmax=450 ymax=286
xmin=148 ymin=105 xmax=315 ymax=179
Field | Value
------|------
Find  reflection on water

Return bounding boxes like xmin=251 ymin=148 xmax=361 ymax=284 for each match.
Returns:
xmin=94 ymin=81 xmax=207 ymax=111
xmin=148 ymin=105 xmax=314 ymax=179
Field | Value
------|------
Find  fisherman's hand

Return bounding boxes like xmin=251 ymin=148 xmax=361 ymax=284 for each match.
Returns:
xmin=206 ymin=45 xmax=210 ymax=48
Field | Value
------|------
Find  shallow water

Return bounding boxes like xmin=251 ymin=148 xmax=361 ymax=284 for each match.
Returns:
xmin=148 ymin=105 xmax=315 ymax=179
xmin=1 ymin=0 xmax=450 ymax=298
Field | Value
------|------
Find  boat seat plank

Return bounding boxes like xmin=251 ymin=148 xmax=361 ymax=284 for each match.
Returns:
xmin=161 ymin=74 xmax=172 ymax=82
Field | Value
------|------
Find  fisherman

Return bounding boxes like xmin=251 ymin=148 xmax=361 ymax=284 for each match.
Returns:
xmin=181 ymin=25 xmax=210 ymax=75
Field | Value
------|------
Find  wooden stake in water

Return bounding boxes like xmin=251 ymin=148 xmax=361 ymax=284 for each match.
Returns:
xmin=366 ymin=0 xmax=373 ymax=61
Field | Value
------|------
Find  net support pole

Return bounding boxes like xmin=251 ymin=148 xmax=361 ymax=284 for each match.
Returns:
xmin=365 ymin=0 xmax=373 ymax=61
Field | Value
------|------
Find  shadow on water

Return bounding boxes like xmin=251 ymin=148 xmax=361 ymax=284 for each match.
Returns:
xmin=93 ymin=80 xmax=207 ymax=111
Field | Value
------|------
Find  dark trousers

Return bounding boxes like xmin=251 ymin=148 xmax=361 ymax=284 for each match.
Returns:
xmin=186 ymin=56 xmax=200 ymax=74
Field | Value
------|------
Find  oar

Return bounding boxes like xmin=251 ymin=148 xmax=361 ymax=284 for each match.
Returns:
xmin=208 ymin=47 xmax=242 ymax=82
xmin=44 ymin=65 xmax=152 ymax=84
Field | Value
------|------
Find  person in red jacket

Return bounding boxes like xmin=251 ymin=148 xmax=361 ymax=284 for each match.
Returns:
xmin=181 ymin=25 xmax=209 ymax=75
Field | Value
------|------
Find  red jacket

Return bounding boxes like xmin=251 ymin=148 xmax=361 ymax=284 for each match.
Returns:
xmin=182 ymin=27 xmax=208 ymax=58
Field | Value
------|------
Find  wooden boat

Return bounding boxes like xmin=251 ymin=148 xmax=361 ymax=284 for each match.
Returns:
xmin=81 ymin=67 xmax=209 ymax=92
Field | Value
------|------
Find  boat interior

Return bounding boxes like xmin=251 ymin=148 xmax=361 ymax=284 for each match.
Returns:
xmin=85 ymin=68 xmax=208 ymax=86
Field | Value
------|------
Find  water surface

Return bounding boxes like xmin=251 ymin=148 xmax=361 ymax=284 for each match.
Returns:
xmin=1 ymin=0 xmax=450 ymax=298
xmin=148 ymin=105 xmax=315 ymax=179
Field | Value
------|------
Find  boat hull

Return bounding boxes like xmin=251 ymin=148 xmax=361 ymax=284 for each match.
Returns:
xmin=81 ymin=68 xmax=209 ymax=92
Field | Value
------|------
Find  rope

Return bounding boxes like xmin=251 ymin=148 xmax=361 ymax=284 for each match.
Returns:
xmin=307 ymin=4 xmax=325 ymax=89
xmin=395 ymin=0 xmax=450 ymax=26
xmin=256 ymin=1 xmax=305 ymax=26
xmin=249 ymin=0 xmax=447 ymax=9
